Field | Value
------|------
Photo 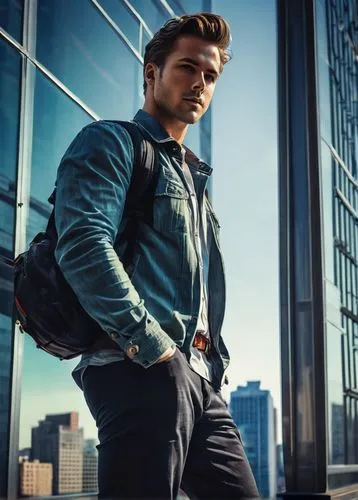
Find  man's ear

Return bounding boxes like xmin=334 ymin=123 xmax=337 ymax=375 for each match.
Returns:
xmin=144 ymin=63 xmax=158 ymax=89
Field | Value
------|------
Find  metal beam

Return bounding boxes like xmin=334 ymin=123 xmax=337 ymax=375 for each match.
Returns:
xmin=277 ymin=0 xmax=327 ymax=493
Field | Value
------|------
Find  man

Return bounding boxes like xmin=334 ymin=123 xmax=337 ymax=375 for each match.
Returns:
xmin=54 ymin=12 xmax=259 ymax=499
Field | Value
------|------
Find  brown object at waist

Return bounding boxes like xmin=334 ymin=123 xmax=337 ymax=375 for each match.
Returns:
xmin=87 ymin=331 xmax=211 ymax=355
xmin=193 ymin=332 xmax=210 ymax=353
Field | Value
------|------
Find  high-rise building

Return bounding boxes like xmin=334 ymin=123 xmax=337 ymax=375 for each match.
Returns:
xmin=83 ymin=439 xmax=98 ymax=494
xmin=230 ymin=381 xmax=276 ymax=498
xmin=19 ymin=458 xmax=53 ymax=497
xmin=0 ymin=1 xmax=212 ymax=497
xmin=278 ymin=0 xmax=358 ymax=496
xmin=31 ymin=412 xmax=83 ymax=495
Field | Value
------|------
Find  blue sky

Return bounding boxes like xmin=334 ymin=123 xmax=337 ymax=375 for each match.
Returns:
xmin=19 ymin=0 xmax=281 ymax=448
xmin=212 ymin=0 xmax=280 ymax=434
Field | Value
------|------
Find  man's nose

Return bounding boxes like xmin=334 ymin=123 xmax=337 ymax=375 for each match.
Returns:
xmin=192 ymin=72 xmax=206 ymax=94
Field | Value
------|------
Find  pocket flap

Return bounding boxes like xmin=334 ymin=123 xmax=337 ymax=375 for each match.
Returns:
xmin=155 ymin=177 xmax=189 ymax=199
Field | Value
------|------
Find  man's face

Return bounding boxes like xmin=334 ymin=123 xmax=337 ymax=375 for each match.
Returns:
xmin=148 ymin=35 xmax=221 ymax=125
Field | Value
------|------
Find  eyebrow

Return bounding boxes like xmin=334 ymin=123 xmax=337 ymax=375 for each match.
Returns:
xmin=177 ymin=57 xmax=220 ymax=77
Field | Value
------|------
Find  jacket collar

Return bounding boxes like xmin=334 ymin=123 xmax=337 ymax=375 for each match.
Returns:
xmin=133 ymin=109 xmax=173 ymax=144
xmin=132 ymin=109 xmax=212 ymax=177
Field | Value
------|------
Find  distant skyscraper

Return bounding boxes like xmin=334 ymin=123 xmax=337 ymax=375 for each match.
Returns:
xmin=19 ymin=458 xmax=52 ymax=497
xmin=83 ymin=439 xmax=98 ymax=493
xmin=31 ymin=412 xmax=83 ymax=494
xmin=230 ymin=381 xmax=276 ymax=498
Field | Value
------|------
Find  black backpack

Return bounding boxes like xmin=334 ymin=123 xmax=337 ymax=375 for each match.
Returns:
xmin=12 ymin=121 xmax=158 ymax=360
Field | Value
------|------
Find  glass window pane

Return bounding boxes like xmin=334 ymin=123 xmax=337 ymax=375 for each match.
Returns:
xmin=36 ymin=0 xmax=143 ymax=119
xmin=316 ymin=0 xmax=332 ymax=144
xmin=326 ymin=323 xmax=344 ymax=464
xmin=27 ymin=71 xmax=93 ymax=242
xmin=98 ymin=0 xmax=140 ymax=50
xmin=318 ymin=0 xmax=358 ymax=476
xmin=164 ymin=0 xmax=185 ymax=15
xmin=129 ymin=0 xmax=171 ymax=34
xmin=0 ymin=38 xmax=21 ymax=498
xmin=0 ymin=0 xmax=23 ymax=42
xmin=141 ymin=28 xmax=151 ymax=57
xmin=166 ymin=0 xmax=204 ymax=14
xmin=19 ymin=73 xmax=97 ymax=496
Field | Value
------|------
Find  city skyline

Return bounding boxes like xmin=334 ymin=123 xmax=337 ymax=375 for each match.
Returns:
xmin=19 ymin=412 xmax=98 ymax=496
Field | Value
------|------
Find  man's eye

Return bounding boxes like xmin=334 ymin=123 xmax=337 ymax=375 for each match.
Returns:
xmin=181 ymin=64 xmax=194 ymax=72
xmin=205 ymin=74 xmax=215 ymax=82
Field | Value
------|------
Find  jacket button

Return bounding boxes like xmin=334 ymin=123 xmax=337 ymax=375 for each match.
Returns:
xmin=126 ymin=344 xmax=139 ymax=359
xmin=110 ymin=332 xmax=119 ymax=340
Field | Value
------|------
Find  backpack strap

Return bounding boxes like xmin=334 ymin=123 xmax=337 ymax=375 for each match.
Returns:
xmin=112 ymin=120 xmax=158 ymax=271
xmin=117 ymin=120 xmax=158 ymax=220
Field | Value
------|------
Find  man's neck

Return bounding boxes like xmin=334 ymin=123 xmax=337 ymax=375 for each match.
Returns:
xmin=142 ymin=104 xmax=188 ymax=144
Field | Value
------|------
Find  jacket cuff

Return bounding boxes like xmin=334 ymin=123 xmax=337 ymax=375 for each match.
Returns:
xmin=112 ymin=319 xmax=176 ymax=368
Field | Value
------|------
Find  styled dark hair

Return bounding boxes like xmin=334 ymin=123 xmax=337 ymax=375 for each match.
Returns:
xmin=143 ymin=12 xmax=232 ymax=93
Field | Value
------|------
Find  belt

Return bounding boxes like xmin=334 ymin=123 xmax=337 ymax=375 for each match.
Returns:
xmin=193 ymin=332 xmax=210 ymax=354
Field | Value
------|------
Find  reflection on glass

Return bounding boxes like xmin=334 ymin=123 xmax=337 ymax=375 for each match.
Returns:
xmin=141 ymin=28 xmax=152 ymax=57
xmin=0 ymin=39 xmax=20 ymax=183
xmin=98 ymin=0 xmax=140 ymax=50
xmin=326 ymin=322 xmax=344 ymax=464
xmin=166 ymin=0 xmax=203 ymax=14
xmin=36 ymin=0 xmax=143 ymax=119
xmin=317 ymin=0 xmax=358 ymax=471
xmin=331 ymin=403 xmax=344 ymax=464
xmin=320 ymin=143 xmax=334 ymax=283
xmin=316 ymin=0 xmax=332 ymax=144
xmin=27 ymin=70 xmax=93 ymax=242
xmin=0 ymin=0 xmax=23 ymax=42
xmin=0 ymin=38 xmax=21 ymax=498
xmin=345 ymin=395 xmax=358 ymax=463
xmin=129 ymin=0 xmax=170 ymax=34
xmin=19 ymin=73 xmax=97 ymax=497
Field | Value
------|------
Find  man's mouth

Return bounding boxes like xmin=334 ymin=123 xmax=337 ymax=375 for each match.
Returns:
xmin=183 ymin=97 xmax=203 ymax=106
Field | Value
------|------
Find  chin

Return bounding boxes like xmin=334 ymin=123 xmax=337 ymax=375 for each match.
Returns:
xmin=183 ymin=112 xmax=202 ymax=124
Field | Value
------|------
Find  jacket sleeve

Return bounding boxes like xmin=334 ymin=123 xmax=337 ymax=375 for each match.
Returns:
xmin=54 ymin=121 xmax=175 ymax=367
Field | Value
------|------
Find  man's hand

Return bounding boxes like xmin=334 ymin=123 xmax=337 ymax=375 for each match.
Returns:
xmin=155 ymin=346 xmax=176 ymax=363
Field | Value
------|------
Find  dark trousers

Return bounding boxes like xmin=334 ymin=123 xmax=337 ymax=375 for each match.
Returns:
xmin=82 ymin=349 xmax=259 ymax=499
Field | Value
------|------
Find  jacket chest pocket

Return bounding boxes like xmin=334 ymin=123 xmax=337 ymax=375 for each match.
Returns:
xmin=153 ymin=177 xmax=189 ymax=233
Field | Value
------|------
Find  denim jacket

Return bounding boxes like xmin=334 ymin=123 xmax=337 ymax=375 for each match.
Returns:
xmin=54 ymin=109 xmax=229 ymax=389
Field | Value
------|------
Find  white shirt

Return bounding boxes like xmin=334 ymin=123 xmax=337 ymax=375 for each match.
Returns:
xmin=181 ymin=150 xmax=213 ymax=382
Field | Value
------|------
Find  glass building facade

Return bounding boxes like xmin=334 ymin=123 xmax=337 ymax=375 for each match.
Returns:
xmin=278 ymin=0 xmax=358 ymax=496
xmin=0 ymin=0 xmax=212 ymax=498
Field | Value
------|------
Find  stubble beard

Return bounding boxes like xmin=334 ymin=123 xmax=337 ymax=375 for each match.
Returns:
xmin=155 ymin=88 xmax=202 ymax=125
